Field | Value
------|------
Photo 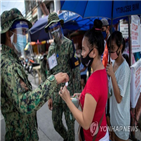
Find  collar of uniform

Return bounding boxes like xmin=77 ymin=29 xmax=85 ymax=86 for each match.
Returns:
xmin=1 ymin=44 xmax=19 ymax=59
xmin=54 ymin=37 xmax=66 ymax=50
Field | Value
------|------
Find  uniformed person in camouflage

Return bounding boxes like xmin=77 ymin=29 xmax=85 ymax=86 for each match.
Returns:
xmin=1 ymin=8 xmax=69 ymax=141
xmin=45 ymin=12 xmax=81 ymax=141
xmin=40 ymin=54 xmax=49 ymax=82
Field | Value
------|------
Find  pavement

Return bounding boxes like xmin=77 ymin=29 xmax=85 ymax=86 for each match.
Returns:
xmin=1 ymin=73 xmax=141 ymax=141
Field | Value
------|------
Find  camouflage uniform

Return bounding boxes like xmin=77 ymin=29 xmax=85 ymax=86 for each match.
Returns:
xmin=47 ymin=37 xmax=81 ymax=141
xmin=40 ymin=59 xmax=48 ymax=82
xmin=1 ymin=8 xmax=58 ymax=141
xmin=45 ymin=13 xmax=81 ymax=140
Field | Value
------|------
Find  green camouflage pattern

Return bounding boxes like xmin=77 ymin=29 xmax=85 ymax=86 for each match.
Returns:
xmin=72 ymin=66 xmax=81 ymax=91
xmin=1 ymin=44 xmax=57 ymax=141
xmin=47 ymin=36 xmax=81 ymax=103
xmin=40 ymin=59 xmax=48 ymax=82
xmin=0 ymin=8 xmax=32 ymax=34
xmin=45 ymin=12 xmax=64 ymax=32
xmin=52 ymin=102 xmax=75 ymax=141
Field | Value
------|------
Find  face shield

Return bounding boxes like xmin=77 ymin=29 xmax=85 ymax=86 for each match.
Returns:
xmin=10 ymin=21 xmax=33 ymax=59
xmin=48 ymin=22 xmax=64 ymax=45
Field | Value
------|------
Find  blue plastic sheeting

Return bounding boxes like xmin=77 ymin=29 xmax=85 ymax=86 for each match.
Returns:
xmin=60 ymin=12 xmax=96 ymax=31
xmin=61 ymin=1 xmax=141 ymax=19
xmin=29 ymin=16 xmax=49 ymax=42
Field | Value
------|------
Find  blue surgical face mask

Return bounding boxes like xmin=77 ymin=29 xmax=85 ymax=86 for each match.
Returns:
xmin=102 ymin=31 xmax=107 ymax=39
xmin=12 ymin=34 xmax=27 ymax=54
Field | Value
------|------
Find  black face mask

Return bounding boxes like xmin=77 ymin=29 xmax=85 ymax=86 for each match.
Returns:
xmin=81 ymin=49 xmax=93 ymax=68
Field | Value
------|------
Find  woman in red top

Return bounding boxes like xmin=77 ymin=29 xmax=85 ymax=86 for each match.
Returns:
xmin=59 ymin=27 xmax=109 ymax=141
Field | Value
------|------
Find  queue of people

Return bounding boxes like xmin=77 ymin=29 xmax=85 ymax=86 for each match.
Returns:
xmin=1 ymin=8 xmax=131 ymax=141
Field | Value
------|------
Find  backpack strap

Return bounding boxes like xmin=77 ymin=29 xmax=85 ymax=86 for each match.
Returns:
xmin=92 ymin=111 xmax=105 ymax=141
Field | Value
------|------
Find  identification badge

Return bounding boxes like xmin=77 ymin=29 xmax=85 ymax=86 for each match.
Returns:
xmin=48 ymin=53 xmax=57 ymax=70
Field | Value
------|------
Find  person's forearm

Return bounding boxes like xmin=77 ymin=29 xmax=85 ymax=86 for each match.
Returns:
xmin=46 ymin=67 xmax=52 ymax=99
xmin=66 ymin=100 xmax=88 ymax=129
xmin=18 ymin=75 xmax=57 ymax=114
xmin=111 ymin=73 xmax=122 ymax=103
xmin=80 ymin=68 xmax=86 ymax=73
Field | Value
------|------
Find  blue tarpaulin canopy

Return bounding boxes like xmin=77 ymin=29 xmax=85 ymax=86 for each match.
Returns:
xmin=61 ymin=1 xmax=141 ymax=19
xmin=29 ymin=16 xmax=49 ymax=42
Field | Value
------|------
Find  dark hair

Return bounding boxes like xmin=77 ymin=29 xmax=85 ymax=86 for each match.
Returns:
xmin=1 ymin=33 xmax=6 ymax=44
xmin=84 ymin=28 xmax=104 ymax=56
xmin=107 ymin=31 xmax=125 ymax=53
xmin=122 ymin=54 xmax=129 ymax=65
xmin=93 ymin=19 xmax=102 ymax=29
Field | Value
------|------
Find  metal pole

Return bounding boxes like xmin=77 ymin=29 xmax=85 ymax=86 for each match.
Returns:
xmin=54 ymin=0 xmax=60 ymax=13
xmin=110 ymin=0 xmax=114 ymax=34
xmin=128 ymin=16 xmax=132 ymax=66
xmin=129 ymin=15 xmax=135 ymax=140
xmin=109 ymin=0 xmax=114 ymax=63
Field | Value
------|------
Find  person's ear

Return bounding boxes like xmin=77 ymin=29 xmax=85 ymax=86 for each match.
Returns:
xmin=91 ymin=48 xmax=96 ymax=58
xmin=107 ymin=26 xmax=110 ymax=31
xmin=9 ymin=30 xmax=13 ymax=37
xmin=119 ymin=44 xmax=123 ymax=53
xmin=10 ymin=30 xmax=17 ymax=43
xmin=5 ymin=31 xmax=11 ymax=40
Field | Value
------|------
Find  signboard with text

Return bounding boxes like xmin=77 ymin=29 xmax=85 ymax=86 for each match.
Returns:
xmin=113 ymin=2 xmax=141 ymax=19
xmin=120 ymin=23 xmax=128 ymax=39
xmin=131 ymin=15 xmax=141 ymax=53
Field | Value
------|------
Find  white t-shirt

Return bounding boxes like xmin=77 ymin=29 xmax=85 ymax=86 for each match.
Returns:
xmin=110 ymin=59 xmax=131 ymax=140
xmin=99 ymin=128 xmax=109 ymax=141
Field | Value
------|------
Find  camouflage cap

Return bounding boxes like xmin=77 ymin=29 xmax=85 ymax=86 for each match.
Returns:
xmin=45 ymin=12 xmax=64 ymax=32
xmin=0 ymin=8 xmax=32 ymax=34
